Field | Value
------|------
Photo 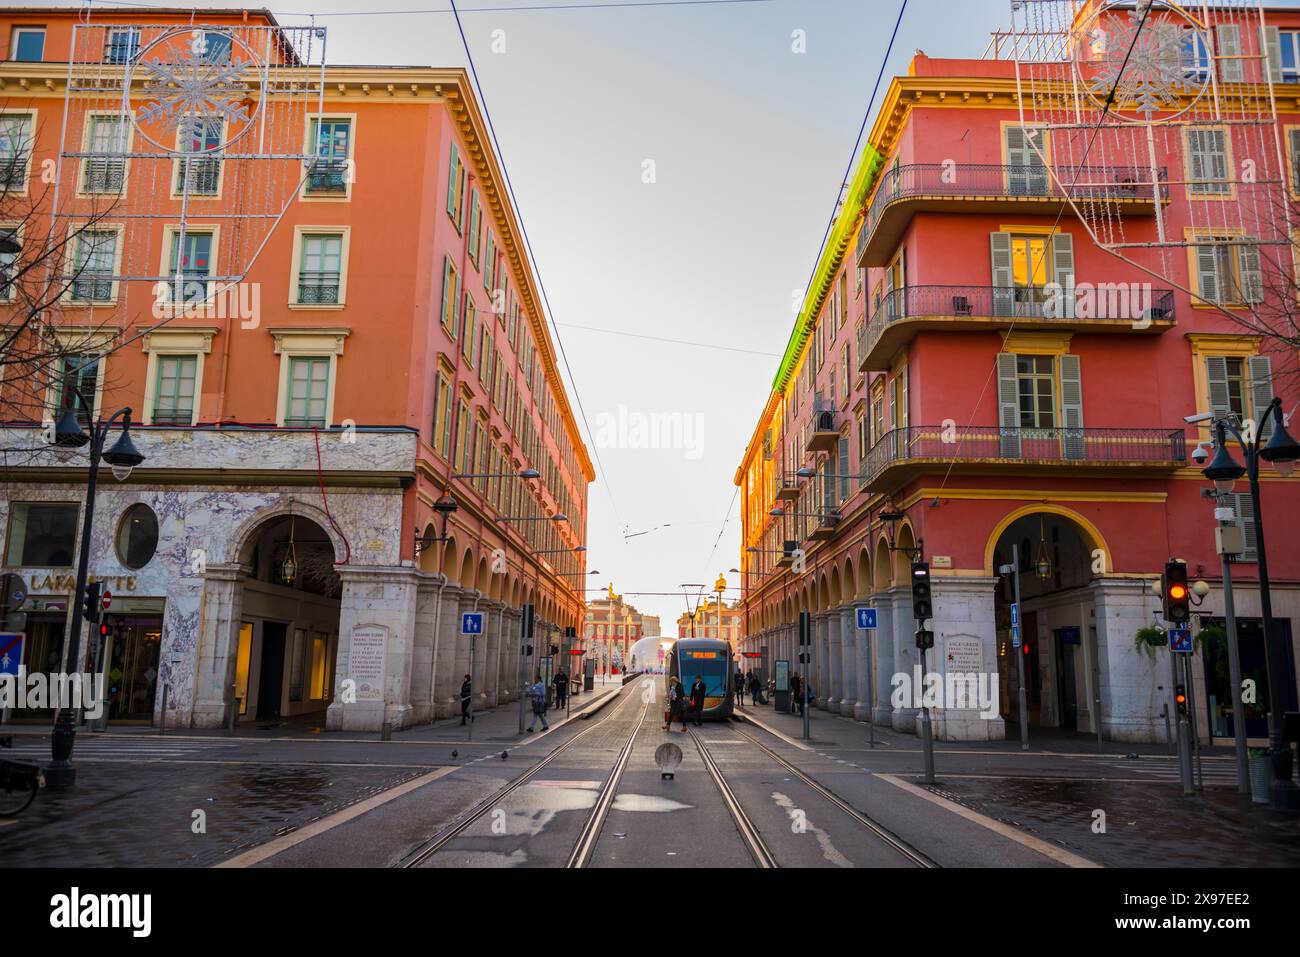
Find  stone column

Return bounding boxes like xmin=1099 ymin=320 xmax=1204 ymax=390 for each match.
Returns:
xmin=814 ymin=612 xmax=831 ymax=709
xmin=839 ymin=605 xmax=857 ymax=719
xmin=853 ymin=599 xmax=873 ymax=722
xmin=482 ymin=599 xmax=504 ymax=708
xmin=410 ymin=576 xmax=442 ymax=724
xmin=826 ymin=609 xmax=844 ymax=713
xmin=431 ymin=584 xmax=464 ymax=719
xmin=926 ymin=576 xmax=1005 ymax=741
xmin=871 ymin=591 xmax=895 ymax=725
xmin=328 ymin=565 xmax=419 ymax=732
xmin=890 ymin=588 xmax=919 ymax=733
xmin=1092 ymin=578 xmax=1164 ymax=742
xmin=192 ymin=564 xmax=245 ymax=729
xmin=501 ymin=607 xmax=521 ymax=702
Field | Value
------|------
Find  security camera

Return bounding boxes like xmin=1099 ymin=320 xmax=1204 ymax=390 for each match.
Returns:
xmin=1184 ymin=411 xmax=1215 ymax=425
xmin=1191 ymin=445 xmax=1209 ymax=465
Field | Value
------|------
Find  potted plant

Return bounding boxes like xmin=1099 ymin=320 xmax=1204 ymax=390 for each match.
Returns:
xmin=1194 ymin=624 xmax=1227 ymax=654
xmin=1134 ymin=624 xmax=1168 ymax=658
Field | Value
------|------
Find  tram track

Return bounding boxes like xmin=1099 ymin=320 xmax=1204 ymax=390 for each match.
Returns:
xmin=687 ymin=719 xmax=937 ymax=869
xmin=399 ymin=679 xmax=647 ymax=868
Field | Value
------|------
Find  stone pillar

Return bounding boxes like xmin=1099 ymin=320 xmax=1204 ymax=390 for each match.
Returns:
xmin=482 ymin=599 xmax=504 ymax=708
xmin=431 ymin=584 xmax=464 ymax=718
xmin=410 ymin=576 xmax=442 ymax=724
xmin=192 ymin=564 xmax=245 ymax=729
xmin=839 ymin=605 xmax=857 ymax=719
xmin=853 ymin=599 xmax=873 ymax=722
xmin=890 ymin=588 xmax=919 ymax=733
xmin=501 ymin=607 xmax=521 ymax=702
xmin=827 ymin=609 xmax=844 ymax=713
xmin=923 ymin=576 xmax=1005 ymax=741
xmin=814 ymin=612 xmax=831 ymax=709
xmin=871 ymin=591 xmax=894 ymax=725
xmin=1092 ymin=578 xmax=1164 ymax=742
xmin=327 ymin=566 xmax=419 ymax=732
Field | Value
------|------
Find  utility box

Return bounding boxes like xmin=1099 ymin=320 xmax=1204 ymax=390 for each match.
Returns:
xmin=583 ymin=658 xmax=595 ymax=692
xmin=1216 ymin=523 xmax=1244 ymax=557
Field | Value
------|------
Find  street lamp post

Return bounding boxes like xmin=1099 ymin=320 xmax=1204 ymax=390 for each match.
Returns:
xmin=1201 ymin=399 xmax=1300 ymax=811
xmin=46 ymin=397 xmax=145 ymax=789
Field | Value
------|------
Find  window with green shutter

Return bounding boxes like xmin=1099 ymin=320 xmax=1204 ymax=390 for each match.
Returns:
xmin=307 ymin=118 xmax=350 ymax=194
xmin=440 ymin=257 xmax=459 ymax=334
xmin=468 ymin=190 xmax=481 ymax=268
xmin=1229 ymin=492 xmax=1259 ymax=562
xmin=285 ymin=356 xmax=330 ymax=427
xmin=462 ymin=295 xmax=476 ymax=366
xmin=154 ymin=354 xmax=197 ymax=425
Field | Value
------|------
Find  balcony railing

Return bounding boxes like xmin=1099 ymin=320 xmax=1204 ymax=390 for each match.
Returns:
xmin=859 ymin=163 xmax=1167 ymax=265
xmin=177 ymin=157 xmax=221 ymax=195
xmin=297 ymin=272 xmax=341 ymax=305
xmin=0 ymin=151 xmax=29 ymax=189
xmin=70 ymin=276 xmax=114 ymax=303
xmin=858 ymin=284 xmax=1175 ymax=369
xmin=150 ymin=405 xmax=194 ymax=426
xmin=862 ymin=424 xmax=1185 ymax=488
xmin=82 ymin=159 xmax=125 ymax=194
xmin=306 ymin=159 xmax=348 ymax=194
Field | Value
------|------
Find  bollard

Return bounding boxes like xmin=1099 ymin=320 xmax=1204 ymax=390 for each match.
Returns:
xmin=158 ymin=683 xmax=168 ymax=736
xmin=227 ymin=696 xmax=240 ymax=734
xmin=381 ymin=721 xmax=392 ymax=742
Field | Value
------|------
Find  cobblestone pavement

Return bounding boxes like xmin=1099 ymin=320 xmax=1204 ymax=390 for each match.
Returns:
xmin=2 ymin=756 xmax=434 ymax=867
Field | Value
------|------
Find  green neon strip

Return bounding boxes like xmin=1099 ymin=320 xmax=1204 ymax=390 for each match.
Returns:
xmin=770 ymin=142 xmax=885 ymax=393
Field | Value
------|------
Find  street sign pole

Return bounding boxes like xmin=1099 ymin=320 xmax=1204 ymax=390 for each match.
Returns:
xmin=1220 ymin=550 xmax=1250 ymax=795
xmin=856 ymin=607 xmax=876 ymax=749
xmin=918 ymin=638 xmax=935 ymax=784
xmin=1011 ymin=543 xmax=1028 ymax=751
xmin=518 ymin=604 xmax=534 ymax=734
xmin=467 ymin=633 xmax=475 ymax=742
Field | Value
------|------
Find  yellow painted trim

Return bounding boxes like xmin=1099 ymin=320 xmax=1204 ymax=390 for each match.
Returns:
xmin=982 ymin=502 xmax=1111 ymax=577
xmin=999 ymin=330 xmax=1073 ymax=354
xmin=997 ymin=224 xmax=1062 ymax=235
xmin=1187 ymin=332 xmax=1262 ymax=440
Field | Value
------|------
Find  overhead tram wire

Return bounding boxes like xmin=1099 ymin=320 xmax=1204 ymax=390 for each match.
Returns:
xmin=447 ymin=0 xmax=625 ymax=531
xmin=929 ymin=1 xmax=1155 ymax=503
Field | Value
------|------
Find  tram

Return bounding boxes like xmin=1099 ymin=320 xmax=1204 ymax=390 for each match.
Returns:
xmin=664 ymin=637 xmax=735 ymax=720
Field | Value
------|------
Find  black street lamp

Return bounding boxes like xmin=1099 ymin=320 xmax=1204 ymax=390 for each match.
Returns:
xmin=414 ymin=493 xmax=459 ymax=556
xmin=46 ymin=395 xmax=145 ymax=789
xmin=1202 ymin=398 xmax=1300 ymax=811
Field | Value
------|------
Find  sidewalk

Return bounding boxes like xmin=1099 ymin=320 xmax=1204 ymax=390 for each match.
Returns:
xmin=735 ymin=702 xmax=1300 ymax=867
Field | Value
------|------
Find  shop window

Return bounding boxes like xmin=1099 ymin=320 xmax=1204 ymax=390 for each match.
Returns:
xmin=5 ymin=502 xmax=78 ymax=566
xmin=115 ymin=503 xmax=158 ymax=569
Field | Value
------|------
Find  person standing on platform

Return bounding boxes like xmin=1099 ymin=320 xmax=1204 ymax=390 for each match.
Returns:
xmin=460 ymin=674 xmax=473 ymax=726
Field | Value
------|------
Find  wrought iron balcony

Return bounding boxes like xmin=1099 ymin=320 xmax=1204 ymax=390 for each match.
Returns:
xmin=70 ymin=276 xmax=114 ymax=303
xmin=306 ymin=159 xmax=349 ymax=194
xmin=178 ymin=157 xmax=221 ymax=195
xmin=857 ymin=163 xmax=1168 ymax=267
xmin=858 ymin=284 xmax=1176 ymax=371
xmin=861 ymin=424 xmax=1186 ymax=491
xmin=0 ymin=151 xmax=29 ymax=190
xmin=150 ymin=406 xmax=194 ymax=426
xmin=297 ymin=273 xmax=341 ymax=305
xmin=82 ymin=159 xmax=125 ymax=194
xmin=805 ymin=399 xmax=840 ymax=453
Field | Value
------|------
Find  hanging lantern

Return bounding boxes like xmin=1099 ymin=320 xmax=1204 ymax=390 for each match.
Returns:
xmin=280 ymin=512 xmax=299 ymax=585
xmin=1035 ymin=515 xmax=1052 ymax=582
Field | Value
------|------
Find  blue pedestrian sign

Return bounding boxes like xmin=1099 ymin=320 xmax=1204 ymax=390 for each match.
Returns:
xmin=0 ymin=632 xmax=23 ymax=677
xmin=855 ymin=606 xmax=877 ymax=630
xmin=461 ymin=613 xmax=484 ymax=637
xmin=1010 ymin=602 xmax=1021 ymax=647
xmin=1169 ymin=627 xmax=1192 ymax=654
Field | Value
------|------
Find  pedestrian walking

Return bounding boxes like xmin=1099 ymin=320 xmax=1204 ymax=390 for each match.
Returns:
xmin=664 ymin=678 xmax=686 ymax=731
xmin=791 ymin=673 xmax=803 ymax=715
xmin=734 ymin=669 xmax=745 ymax=705
xmin=747 ymin=672 xmax=760 ymax=707
xmin=460 ymin=674 xmax=473 ymax=726
xmin=553 ymin=669 xmax=569 ymax=711
xmin=689 ymin=676 xmax=706 ymax=727
xmin=526 ymin=674 xmax=550 ymax=732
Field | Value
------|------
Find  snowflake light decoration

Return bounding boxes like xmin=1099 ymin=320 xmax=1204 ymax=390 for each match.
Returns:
xmin=1081 ymin=6 xmax=1207 ymax=119
xmin=131 ymin=30 xmax=257 ymax=151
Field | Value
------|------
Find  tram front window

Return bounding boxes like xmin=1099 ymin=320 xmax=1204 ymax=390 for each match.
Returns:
xmin=680 ymin=652 xmax=728 ymax=698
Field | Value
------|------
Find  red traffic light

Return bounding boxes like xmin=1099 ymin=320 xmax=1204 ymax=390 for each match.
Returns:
xmin=1168 ymin=583 xmax=1188 ymax=601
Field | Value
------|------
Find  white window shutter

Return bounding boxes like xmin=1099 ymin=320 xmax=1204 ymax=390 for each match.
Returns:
xmin=997 ymin=352 xmax=1021 ymax=457
xmin=1237 ymin=242 xmax=1264 ymax=304
xmin=1248 ymin=354 xmax=1274 ymax=441
xmin=1205 ymin=356 xmax=1231 ymax=420
xmin=1263 ymin=25 xmax=1283 ymax=82
xmin=1216 ymin=24 xmax=1243 ymax=82
xmin=1060 ymin=354 xmax=1085 ymax=460
xmin=1196 ymin=243 xmax=1220 ymax=302
xmin=1052 ymin=232 xmax=1075 ymax=316
xmin=991 ymin=232 xmax=1014 ymax=315
xmin=1233 ymin=492 xmax=1259 ymax=562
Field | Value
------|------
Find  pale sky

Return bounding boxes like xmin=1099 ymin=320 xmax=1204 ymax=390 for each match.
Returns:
xmin=40 ymin=0 xmax=1041 ymax=628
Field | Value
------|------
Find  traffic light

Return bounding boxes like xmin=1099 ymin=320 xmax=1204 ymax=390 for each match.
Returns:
xmin=1162 ymin=559 xmax=1190 ymax=624
xmin=915 ymin=628 xmax=934 ymax=650
xmin=82 ymin=581 xmax=102 ymax=625
xmin=911 ymin=562 xmax=932 ymax=621
xmin=1174 ymin=683 xmax=1187 ymax=716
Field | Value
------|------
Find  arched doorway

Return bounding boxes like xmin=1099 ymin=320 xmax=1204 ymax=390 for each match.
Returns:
xmin=988 ymin=508 xmax=1104 ymax=734
xmin=233 ymin=512 xmax=342 ymax=725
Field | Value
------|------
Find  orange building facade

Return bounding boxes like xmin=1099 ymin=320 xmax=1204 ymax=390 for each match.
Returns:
xmin=736 ymin=2 xmax=1300 ymax=744
xmin=0 ymin=8 xmax=592 ymax=730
